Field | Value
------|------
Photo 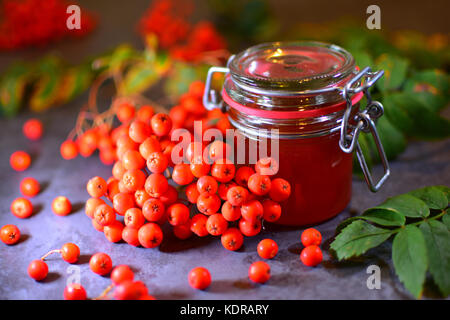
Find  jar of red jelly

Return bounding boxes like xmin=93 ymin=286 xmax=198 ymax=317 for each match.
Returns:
xmin=203 ymin=41 xmax=390 ymax=226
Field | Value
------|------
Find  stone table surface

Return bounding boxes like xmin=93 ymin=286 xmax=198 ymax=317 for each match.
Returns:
xmin=0 ymin=0 xmax=449 ymax=301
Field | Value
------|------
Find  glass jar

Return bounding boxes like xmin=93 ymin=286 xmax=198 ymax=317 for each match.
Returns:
xmin=203 ymin=41 xmax=390 ymax=226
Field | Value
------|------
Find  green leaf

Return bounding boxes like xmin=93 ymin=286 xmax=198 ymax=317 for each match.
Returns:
xmin=352 ymin=51 xmax=373 ymax=69
xmin=408 ymin=186 xmax=448 ymax=210
xmin=119 ymin=63 xmax=158 ymax=95
xmin=392 ymin=225 xmax=428 ymax=298
xmin=372 ymin=193 xmax=430 ymax=218
xmin=435 ymin=186 xmax=450 ymax=203
xmin=375 ymin=116 xmax=407 ymax=161
xmin=419 ymin=220 xmax=450 ymax=296
xmin=442 ymin=210 xmax=450 ymax=230
xmin=361 ymin=209 xmax=406 ymax=227
xmin=58 ymin=64 xmax=93 ymax=104
xmin=375 ymin=54 xmax=409 ymax=92
xmin=330 ymin=220 xmax=392 ymax=260
xmin=0 ymin=62 xmax=32 ymax=116
xmin=383 ymin=93 xmax=450 ymax=140
xmin=108 ymin=44 xmax=138 ymax=72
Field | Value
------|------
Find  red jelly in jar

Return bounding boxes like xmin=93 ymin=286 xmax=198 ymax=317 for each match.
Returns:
xmin=204 ymin=41 xmax=389 ymax=226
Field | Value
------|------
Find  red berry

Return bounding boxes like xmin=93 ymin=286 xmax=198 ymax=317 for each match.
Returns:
xmin=11 ymin=198 xmax=33 ymax=219
xmin=197 ymin=192 xmax=221 ymax=215
xmin=241 ymin=200 xmax=263 ymax=223
xmin=185 ymin=183 xmax=200 ymax=204
xmin=114 ymin=280 xmax=144 ymax=300
xmin=206 ymin=213 xmax=228 ymax=236
xmin=122 ymin=226 xmax=140 ymax=246
xmin=122 ymin=169 xmax=146 ymax=192
xmin=139 ymin=136 xmax=161 ymax=160
xmin=188 ymin=267 xmax=211 ymax=290
xmin=61 ymin=243 xmax=80 ymax=263
xmin=190 ymin=214 xmax=208 ymax=237
xmin=111 ymin=265 xmax=134 ymax=285
xmin=146 ymin=151 xmax=169 ymax=174
xmin=226 ymin=186 xmax=249 ymax=207
xmin=262 ymin=199 xmax=282 ymax=222
xmin=86 ymin=176 xmax=107 ymax=198
xmin=23 ymin=119 xmax=43 ymax=140
xmin=269 ymin=178 xmax=291 ymax=202
xmin=85 ymin=198 xmax=105 ymax=219
xmin=113 ymin=193 xmax=135 ymax=216
xmin=300 ymin=245 xmax=323 ymax=267
xmin=122 ymin=150 xmax=146 ymax=170
xmin=257 ymin=239 xmax=278 ymax=259
xmin=116 ymin=102 xmax=135 ymax=123
xmin=124 ymin=208 xmax=145 ymax=229
xmin=142 ymin=198 xmax=165 ymax=222
xmin=167 ymin=203 xmax=190 ymax=226
xmin=190 ymin=155 xmax=211 ymax=178
xmin=173 ymin=223 xmax=192 ymax=240
xmin=20 ymin=177 xmax=40 ymax=197
xmin=239 ymin=218 xmax=262 ymax=237
xmin=211 ymin=159 xmax=235 ymax=183
xmin=104 ymin=221 xmax=124 ymax=243
xmin=248 ymin=173 xmax=271 ymax=196
xmin=159 ymin=184 xmax=178 ymax=206
xmin=301 ymin=228 xmax=322 ymax=247
xmin=221 ymin=201 xmax=241 ymax=222
xmin=196 ymin=175 xmax=218 ymax=194
xmin=10 ymin=151 xmax=31 ymax=171
xmin=235 ymin=166 xmax=255 ymax=187
xmin=129 ymin=120 xmax=151 ymax=143
xmin=144 ymin=173 xmax=169 ymax=198
xmin=60 ymin=140 xmax=78 ymax=160
xmin=151 ymin=113 xmax=172 ymax=136
xmin=28 ymin=260 xmax=48 ymax=281
xmin=134 ymin=189 xmax=151 ymax=208
xmin=255 ymin=157 xmax=279 ymax=176
xmin=89 ymin=252 xmax=113 ymax=275
xmin=94 ymin=204 xmax=116 ymax=226
xmin=0 ymin=224 xmax=20 ymax=245
xmin=248 ymin=261 xmax=270 ymax=284
xmin=221 ymin=228 xmax=244 ymax=251
xmin=137 ymin=105 xmax=154 ymax=123
xmin=218 ymin=181 xmax=237 ymax=201
xmin=52 ymin=196 xmax=72 ymax=216
xmin=64 ymin=283 xmax=87 ymax=300
xmin=138 ymin=223 xmax=163 ymax=248
xmin=172 ymin=163 xmax=194 ymax=186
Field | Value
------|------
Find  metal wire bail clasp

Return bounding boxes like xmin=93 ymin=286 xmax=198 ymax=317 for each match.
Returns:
xmin=203 ymin=66 xmax=230 ymax=111
xmin=339 ymin=67 xmax=390 ymax=192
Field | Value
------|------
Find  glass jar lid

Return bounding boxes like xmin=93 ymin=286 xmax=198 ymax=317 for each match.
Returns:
xmin=228 ymin=41 xmax=356 ymax=93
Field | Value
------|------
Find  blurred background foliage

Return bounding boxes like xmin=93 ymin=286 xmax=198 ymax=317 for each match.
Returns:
xmin=0 ymin=0 xmax=448 ymax=172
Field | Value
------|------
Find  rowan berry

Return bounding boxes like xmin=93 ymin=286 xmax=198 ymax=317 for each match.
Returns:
xmin=144 ymin=173 xmax=169 ymax=198
xmin=61 ymin=243 xmax=80 ymax=263
xmin=208 ymin=140 xmax=232 ymax=162
xmin=185 ymin=141 xmax=205 ymax=163
xmin=269 ymin=178 xmax=291 ymax=202
xmin=221 ymin=201 xmax=241 ymax=222
xmin=28 ymin=260 xmax=48 ymax=281
xmin=197 ymin=175 xmax=218 ymax=194
xmin=86 ymin=176 xmax=107 ymax=198
xmin=112 ymin=161 xmax=127 ymax=180
xmin=248 ymin=173 xmax=271 ymax=196
xmin=122 ymin=226 xmax=140 ymax=246
xmin=167 ymin=203 xmax=190 ymax=226
xmin=211 ymin=159 xmax=235 ymax=183
xmin=206 ymin=213 xmax=228 ymax=236
xmin=138 ymin=223 xmax=163 ymax=248
xmin=134 ymin=189 xmax=151 ymax=208
xmin=300 ymin=245 xmax=323 ymax=267
xmin=60 ymin=140 xmax=78 ymax=160
xmin=239 ymin=218 xmax=262 ymax=237
xmin=116 ymin=102 xmax=136 ymax=123
xmin=10 ymin=151 xmax=31 ymax=171
xmin=99 ymin=148 xmax=117 ymax=165
xmin=172 ymin=163 xmax=195 ymax=186
xmin=262 ymin=199 xmax=282 ymax=222
xmin=113 ymin=193 xmax=135 ymax=216
xmin=188 ymin=267 xmax=211 ymax=290
xmin=116 ymin=134 xmax=139 ymax=151
xmin=185 ymin=182 xmax=200 ymax=203
xmin=107 ymin=179 xmax=120 ymax=201
xmin=113 ymin=280 xmax=143 ymax=300
xmin=255 ymin=157 xmax=279 ymax=176
xmin=139 ymin=136 xmax=161 ymax=160
xmin=190 ymin=214 xmax=208 ymax=237
xmin=104 ymin=221 xmax=124 ymax=243
xmin=129 ymin=120 xmax=151 ymax=143
xmin=10 ymin=198 xmax=33 ymax=219
xmin=1 ymin=224 xmax=20 ymax=245
xmin=188 ymin=81 xmax=205 ymax=99
xmin=182 ymin=95 xmax=205 ymax=115
xmin=257 ymin=239 xmax=278 ymax=259
xmin=64 ymin=283 xmax=87 ymax=300
xmin=89 ymin=252 xmax=113 ymax=275
xmin=241 ymin=200 xmax=263 ymax=223
xmin=197 ymin=192 xmax=221 ymax=215
xmin=221 ymin=228 xmax=244 ymax=251
xmin=301 ymin=228 xmax=322 ymax=247
xmin=235 ymin=166 xmax=255 ymax=187
xmin=142 ymin=198 xmax=165 ymax=222
xmin=23 ymin=119 xmax=43 ymax=140
xmin=92 ymin=218 xmax=104 ymax=232
xmin=151 ymin=113 xmax=172 ymax=136
xmin=169 ymin=105 xmax=188 ymax=127
xmin=136 ymin=105 xmax=155 ymax=123
xmin=147 ymin=151 xmax=169 ymax=174
xmin=94 ymin=203 xmax=116 ymax=226
xmin=111 ymin=265 xmax=134 ymax=285
xmin=19 ymin=177 xmax=40 ymax=197
xmin=122 ymin=150 xmax=146 ymax=170
xmin=173 ymin=222 xmax=193 ymax=240
xmin=190 ymin=155 xmax=211 ymax=178
xmin=159 ymin=185 xmax=178 ymax=206
xmin=122 ymin=169 xmax=146 ymax=192
xmin=218 ymin=181 xmax=237 ymax=201
xmin=248 ymin=261 xmax=270 ymax=284
xmin=226 ymin=186 xmax=249 ymax=207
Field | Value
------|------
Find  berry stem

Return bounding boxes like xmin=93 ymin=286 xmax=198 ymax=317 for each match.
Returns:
xmin=40 ymin=249 xmax=62 ymax=261
xmin=92 ymin=284 xmax=114 ymax=300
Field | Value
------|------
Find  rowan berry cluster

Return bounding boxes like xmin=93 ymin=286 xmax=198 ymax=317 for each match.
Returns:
xmin=78 ymin=80 xmax=291 ymax=251
xmin=0 ymin=0 xmax=96 ymax=50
